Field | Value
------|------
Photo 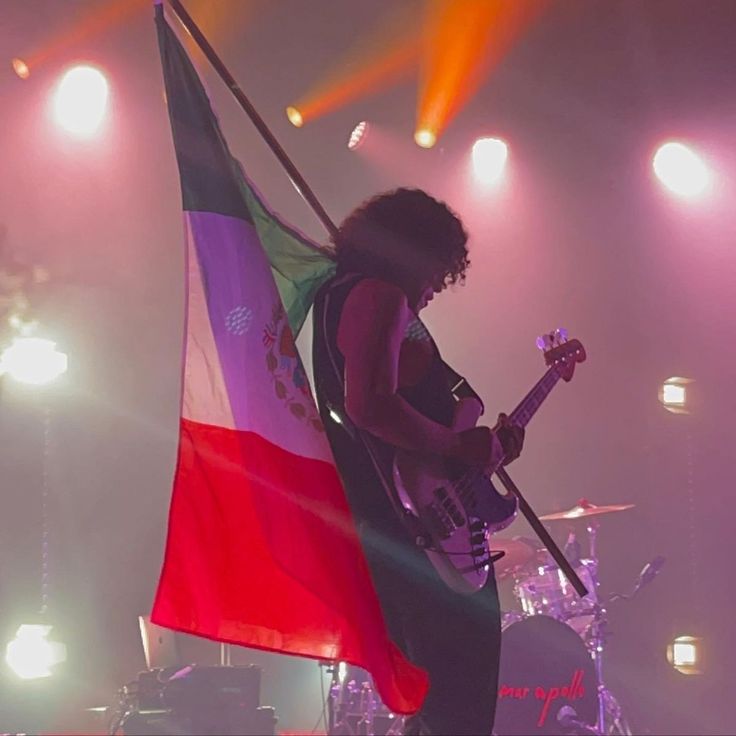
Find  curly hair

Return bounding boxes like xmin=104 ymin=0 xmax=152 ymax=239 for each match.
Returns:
xmin=332 ymin=188 xmax=470 ymax=292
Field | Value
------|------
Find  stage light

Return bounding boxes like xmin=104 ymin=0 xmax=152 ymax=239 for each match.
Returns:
xmin=414 ymin=129 xmax=436 ymax=149
xmin=338 ymin=661 xmax=348 ymax=684
xmin=5 ymin=624 xmax=67 ymax=680
xmin=0 ymin=337 xmax=68 ymax=385
xmin=12 ymin=57 xmax=30 ymax=79
xmin=286 ymin=106 xmax=304 ymax=128
xmin=347 ymin=121 xmax=369 ymax=151
xmin=667 ymin=635 xmax=702 ymax=675
xmin=653 ymin=142 xmax=710 ymax=197
xmin=662 ymin=384 xmax=685 ymax=406
xmin=659 ymin=376 xmax=693 ymax=415
xmin=53 ymin=65 xmax=109 ymax=137
xmin=472 ymin=137 xmax=508 ymax=184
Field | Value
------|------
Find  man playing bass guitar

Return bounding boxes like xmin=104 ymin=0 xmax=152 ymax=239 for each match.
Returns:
xmin=313 ymin=188 xmax=524 ymax=735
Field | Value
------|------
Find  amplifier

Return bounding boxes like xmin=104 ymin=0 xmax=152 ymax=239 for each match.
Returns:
xmin=121 ymin=705 xmax=277 ymax=736
xmin=121 ymin=665 xmax=274 ymax=736
xmin=163 ymin=664 xmax=261 ymax=711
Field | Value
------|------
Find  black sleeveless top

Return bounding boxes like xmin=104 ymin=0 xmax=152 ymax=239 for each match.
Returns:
xmin=312 ymin=274 xmax=457 ymax=533
xmin=311 ymin=272 xmax=500 ymax=669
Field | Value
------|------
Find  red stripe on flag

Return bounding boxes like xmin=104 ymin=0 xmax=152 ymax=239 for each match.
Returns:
xmin=152 ymin=417 xmax=428 ymax=714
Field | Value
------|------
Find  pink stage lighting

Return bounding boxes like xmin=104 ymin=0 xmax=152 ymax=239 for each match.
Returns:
xmin=472 ymin=137 xmax=508 ymax=184
xmin=653 ymin=142 xmax=710 ymax=198
xmin=53 ymin=65 xmax=109 ymax=137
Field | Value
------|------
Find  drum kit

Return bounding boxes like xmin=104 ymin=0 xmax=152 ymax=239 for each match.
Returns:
xmin=328 ymin=499 xmax=653 ymax=736
xmin=493 ymin=498 xmax=637 ymax=736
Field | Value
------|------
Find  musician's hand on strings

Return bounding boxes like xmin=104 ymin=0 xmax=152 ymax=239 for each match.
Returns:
xmin=493 ymin=413 xmax=525 ymax=465
xmin=447 ymin=415 xmax=524 ymax=468
xmin=448 ymin=426 xmax=500 ymax=468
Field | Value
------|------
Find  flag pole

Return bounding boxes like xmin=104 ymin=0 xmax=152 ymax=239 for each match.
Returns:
xmin=163 ymin=0 xmax=339 ymax=241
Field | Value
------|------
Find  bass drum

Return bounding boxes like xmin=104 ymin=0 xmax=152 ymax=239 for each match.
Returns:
xmin=494 ymin=616 xmax=597 ymax=735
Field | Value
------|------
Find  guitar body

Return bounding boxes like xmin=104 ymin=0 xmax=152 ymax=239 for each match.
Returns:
xmin=392 ymin=331 xmax=586 ymax=595
xmin=392 ymin=398 xmax=518 ymax=594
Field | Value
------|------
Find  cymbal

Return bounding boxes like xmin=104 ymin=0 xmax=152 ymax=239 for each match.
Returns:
xmin=490 ymin=537 xmax=540 ymax=578
xmin=539 ymin=498 xmax=634 ymax=521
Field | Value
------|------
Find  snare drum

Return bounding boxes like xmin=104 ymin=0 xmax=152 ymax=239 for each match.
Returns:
xmin=514 ymin=558 xmax=598 ymax=635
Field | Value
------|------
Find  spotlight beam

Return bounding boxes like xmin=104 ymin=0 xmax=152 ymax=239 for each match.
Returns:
xmin=291 ymin=5 xmax=421 ymax=125
xmin=416 ymin=0 xmax=547 ymax=144
xmin=19 ymin=0 xmax=146 ymax=74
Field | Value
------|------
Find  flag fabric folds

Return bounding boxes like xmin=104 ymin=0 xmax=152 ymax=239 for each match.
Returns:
xmin=151 ymin=4 xmax=428 ymax=715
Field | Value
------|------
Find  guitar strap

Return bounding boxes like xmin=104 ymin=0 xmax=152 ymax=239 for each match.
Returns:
xmin=441 ymin=361 xmax=485 ymax=415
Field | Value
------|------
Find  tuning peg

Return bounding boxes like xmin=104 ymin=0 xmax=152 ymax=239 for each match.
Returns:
xmin=555 ymin=327 xmax=569 ymax=343
xmin=536 ymin=333 xmax=554 ymax=351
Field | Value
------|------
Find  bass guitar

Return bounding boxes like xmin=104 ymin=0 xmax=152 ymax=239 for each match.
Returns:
xmin=392 ymin=328 xmax=586 ymax=594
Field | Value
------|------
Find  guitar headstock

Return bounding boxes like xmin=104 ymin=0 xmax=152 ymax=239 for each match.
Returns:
xmin=536 ymin=328 xmax=586 ymax=382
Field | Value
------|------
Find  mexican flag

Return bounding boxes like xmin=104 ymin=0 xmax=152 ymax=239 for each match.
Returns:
xmin=151 ymin=2 xmax=428 ymax=715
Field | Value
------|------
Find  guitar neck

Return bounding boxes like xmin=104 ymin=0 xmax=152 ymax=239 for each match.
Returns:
xmin=508 ymin=367 xmax=561 ymax=429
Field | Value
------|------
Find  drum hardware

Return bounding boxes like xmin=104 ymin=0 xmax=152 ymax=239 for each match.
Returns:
xmin=561 ymin=519 xmax=632 ymax=735
xmin=496 ymin=500 xmax=650 ymax=735
xmin=325 ymin=662 xmax=404 ymax=736
xmin=325 ymin=499 xmax=657 ymax=735
xmin=557 ymin=705 xmax=599 ymax=735
xmin=538 ymin=498 xmax=635 ymax=522
xmin=607 ymin=555 xmax=666 ymax=603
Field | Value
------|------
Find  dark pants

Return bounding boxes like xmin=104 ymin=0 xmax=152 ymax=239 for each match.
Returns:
xmin=359 ymin=517 xmax=502 ymax=736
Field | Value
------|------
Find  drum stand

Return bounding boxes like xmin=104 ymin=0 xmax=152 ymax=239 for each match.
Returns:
xmin=326 ymin=663 xmax=405 ymax=736
xmin=582 ymin=523 xmax=632 ymax=736
xmin=495 ymin=469 xmax=634 ymax=735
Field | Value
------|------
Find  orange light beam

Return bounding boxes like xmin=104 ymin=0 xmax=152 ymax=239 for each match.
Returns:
xmin=297 ymin=40 xmax=421 ymax=123
xmin=293 ymin=6 xmax=423 ymax=124
xmin=416 ymin=0 xmax=548 ymax=142
xmin=180 ymin=0 xmax=258 ymax=64
xmin=23 ymin=0 xmax=148 ymax=70
xmin=20 ymin=0 xmax=254 ymax=76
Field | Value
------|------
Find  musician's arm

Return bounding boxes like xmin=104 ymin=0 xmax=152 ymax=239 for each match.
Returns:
xmin=337 ymin=279 xmax=501 ymax=465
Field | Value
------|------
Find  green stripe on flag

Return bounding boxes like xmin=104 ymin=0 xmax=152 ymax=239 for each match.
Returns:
xmin=156 ymin=4 xmax=335 ymax=334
